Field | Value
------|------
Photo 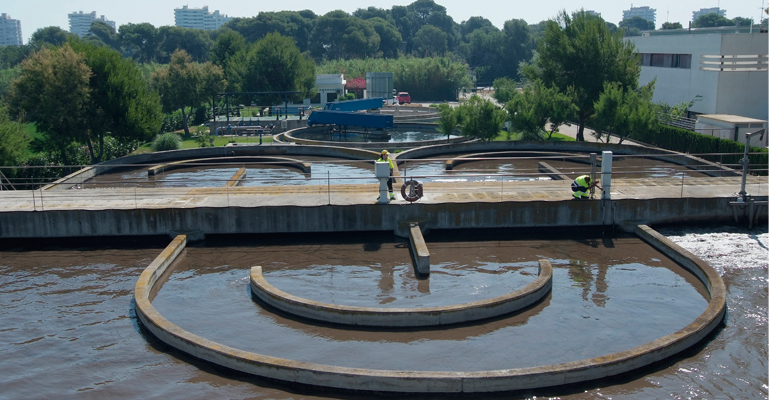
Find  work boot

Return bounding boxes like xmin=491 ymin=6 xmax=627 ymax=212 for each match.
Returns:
xmin=389 ymin=192 xmax=396 ymax=200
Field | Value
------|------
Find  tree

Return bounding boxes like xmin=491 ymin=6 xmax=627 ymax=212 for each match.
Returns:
xmin=0 ymin=105 xmax=30 ymax=169
xmin=499 ymin=19 xmax=534 ymax=79
xmin=225 ymin=11 xmax=316 ymax=52
xmin=157 ymin=26 xmax=213 ymax=63
xmin=435 ymin=103 xmax=457 ymax=137
xmin=732 ymin=17 xmax=753 ymax=26
xmin=310 ymin=11 xmax=381 ymax=60
xmin=0 ymin=67 xmax=21 ymax=100
xmin=9 ymin=45 xmax=92 ymax=166
xmin=119 ymin=23 xmax=159 ymax=63
xmin=693 ymin=14 xmax=734 ymax=28
xmin=492 ymin=77 xmax=518 ymax=104
xmin=368 ymin=17 xmax=403 ymax=58
xmin=505 ymin=80 xmax=577 ymax=140
xmin=152 ymin=50 xmax=225 ymax=136
xmin=591 ymin=81 xmax=657 ymax=144
xmin=353 ymin=7 xmax=393 ymax=23
xmin=461 ymin=17 xmax=496 ymax=40
xmin=29 ymin=27 xmax=76 ymax=48
xmin=0 ymin=45 xmax=33 ymax=69
xmin=240 ymin=33 xmax=315 ymax=104
xmin=466 ymin=28 xmax=502 ymax=81
xmin=210 ymin=30 xmax=247 ymax=92
xmin=70 ymin=41 xmax=162 ymax=163
xmin=619 ymin=16 xmax=655 ymax=31
xmin=88 ymin=20 xmax=120 ymax=50
xmin=456 ymin=95 xmax=506 ymax=140
xmin=524 ymin=10 xmax=640 ymax=141
xmin=413 ymin=25 xmax=447 ymax=56
xmin=661 ymin=22 xmax=683 ymax=30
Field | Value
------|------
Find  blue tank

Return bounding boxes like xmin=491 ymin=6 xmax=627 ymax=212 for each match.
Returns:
xmin=307 ymin=110 xmax=394 ymax=130
xmin=324 ymin=98 xmax=384 ymax=112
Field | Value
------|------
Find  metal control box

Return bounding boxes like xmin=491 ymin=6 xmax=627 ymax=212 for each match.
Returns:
xmin=375 ymin=162 xmax=390 ymax=178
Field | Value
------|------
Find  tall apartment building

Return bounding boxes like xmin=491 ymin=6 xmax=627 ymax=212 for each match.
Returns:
xmin=68 ymin=11 xmax=116 ymax=38
xmin=0 ymin=13 xmax=23 ymax=46
xmin=692 ymin=8 xmax=727 ymax=22
xmin=622 ymin=6 xmax=657 ymax=25
xmin=174 ymin=6 xmax=232 ymax=30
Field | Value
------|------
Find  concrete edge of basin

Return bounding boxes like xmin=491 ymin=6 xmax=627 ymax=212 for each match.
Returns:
xmin=147 ymin=156 xmax=311 ymax=176
xmin=134 ymin=226 xmax=727 ymax=393
xmin=248 ymin=259 xmax=552 ymax=327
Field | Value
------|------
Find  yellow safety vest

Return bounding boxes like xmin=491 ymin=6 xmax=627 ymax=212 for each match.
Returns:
xmin=575 ymin=175 xmax=590 ymax=189
xmin=378 ymin=158 xmax=394 ymax=169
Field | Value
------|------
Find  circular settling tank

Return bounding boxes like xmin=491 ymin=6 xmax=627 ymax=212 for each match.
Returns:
xmin=150 ymin=233 xmax=710 ymax=373
xmin=83 ymin=156 xmax=377 ymax=188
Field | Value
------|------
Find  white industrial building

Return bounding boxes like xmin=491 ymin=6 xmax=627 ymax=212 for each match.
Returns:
xmin=628 ymin=29 xmax=768 ymax=123
xmin=314 ymin=74 xmax=346 ymax=105
xmin=174 ymin=6 xmax=231 ymax=30
xmin=692 ymin=7 xmax=727 ymax=22
xmin=0 ymin=13 xmax=22 ymax=46
xmin=622 ymin=6 xmax=656 ymax=24
xmin=68 ymin=11 xmax=115 ymax=38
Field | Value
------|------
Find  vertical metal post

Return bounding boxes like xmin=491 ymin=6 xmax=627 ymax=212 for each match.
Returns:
xmin=589 ymin=153 xmax=597 ymax=198
xmin=226 ymin=183 xmax=229 ymax=207
xmin=39 ymin=187 xmax=44 ymax=211
xmin=680 ymin=174 xmax=686 ymax=198
xmin=32 ymin=189 xmax=36 ymax=211
xmin=500 ymin=175 xmax=504 ymax=202
xmin=327 ymin=171 xmax=331 ymax=205
xmin=135 ymin=187 xmax=138 ymax=209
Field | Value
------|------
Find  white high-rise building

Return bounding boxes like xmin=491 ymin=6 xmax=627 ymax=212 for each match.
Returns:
xmin=0 ymin=13 xmax=23 ymax=46
xmin=622 ymin=5 xmax=657 ymax=25
xmin=68 ymin=11 xmax=116 ymax=38
xmin=174 ymin=6 xmax=232 ymax=30
xmin=693 ymin=8 xmax=727 ymax=22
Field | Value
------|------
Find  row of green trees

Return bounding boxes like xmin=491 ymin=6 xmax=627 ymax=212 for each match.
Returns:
xmin=0 ymin=30 xmax=321 ymax=181
xmin=317 ymin=57 xmax=471 ymax=101
xmin=432 ymin=11 xmax=656 ymax=144
xmin=0 ymin=0 xmax=546 ymax=86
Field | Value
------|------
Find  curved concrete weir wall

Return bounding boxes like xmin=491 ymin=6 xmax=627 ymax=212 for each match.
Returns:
xmin=135 ymin=226 xmax=727 ymax=393
xmin=249 ymin=260 xmax=552 ymax=327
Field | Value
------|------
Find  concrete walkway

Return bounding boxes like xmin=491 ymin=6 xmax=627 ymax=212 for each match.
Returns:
xmin=0 ymin=176 xmax=765 ymax=211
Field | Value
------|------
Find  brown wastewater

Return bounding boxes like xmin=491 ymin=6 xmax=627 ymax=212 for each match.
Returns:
xmin=0 ymin=226 xmax=766 ymax=399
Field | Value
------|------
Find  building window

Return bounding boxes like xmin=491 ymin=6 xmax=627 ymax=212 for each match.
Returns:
xmin=639 ymin=53 xmax=691 ymax=69
xmin=650 ymin=53 xmax=666 ymax=67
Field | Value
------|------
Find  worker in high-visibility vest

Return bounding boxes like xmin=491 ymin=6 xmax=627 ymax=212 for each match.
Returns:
xmin=571 ymin=175 xmax=602 ymax=199
xmin=377 ymin=150 xmax=396 ymax=200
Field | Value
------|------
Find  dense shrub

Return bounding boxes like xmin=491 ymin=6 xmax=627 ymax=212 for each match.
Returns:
xmin=151 ymin=133 xmax=182 ymax=152
xmin=633 ymin=125 xmax=768 ymax=173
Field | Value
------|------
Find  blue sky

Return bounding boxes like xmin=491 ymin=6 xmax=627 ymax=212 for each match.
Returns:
xmin=5 ymin=0 xmax=766 ymax=43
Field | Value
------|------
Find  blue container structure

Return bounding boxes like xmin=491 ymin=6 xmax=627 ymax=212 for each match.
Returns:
xmin=307 ymin=110 xmax=393 ymax=130
xmin=324 ymin=98 xmax=384 ymax=112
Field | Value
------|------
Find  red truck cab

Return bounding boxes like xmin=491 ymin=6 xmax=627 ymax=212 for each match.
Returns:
xmin=397 ymin=92 xmax=411 ymax=104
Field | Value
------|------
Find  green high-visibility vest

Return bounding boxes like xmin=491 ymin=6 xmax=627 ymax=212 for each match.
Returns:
xmin=575 ymin=175 xmax=590 ymax=189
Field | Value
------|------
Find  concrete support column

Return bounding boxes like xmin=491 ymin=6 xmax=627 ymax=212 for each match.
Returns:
xmin=601 ymin=151 xmax=613 ymax=200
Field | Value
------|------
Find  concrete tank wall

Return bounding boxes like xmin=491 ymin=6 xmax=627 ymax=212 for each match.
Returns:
xmin=0 ymin=197 xmax=764 ymax=239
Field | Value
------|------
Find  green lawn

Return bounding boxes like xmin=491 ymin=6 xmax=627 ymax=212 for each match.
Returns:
xmin=134 ymin=134 xmax=274 ymax=154
xmin=492 ymin=131 xmax=575 ymax=142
